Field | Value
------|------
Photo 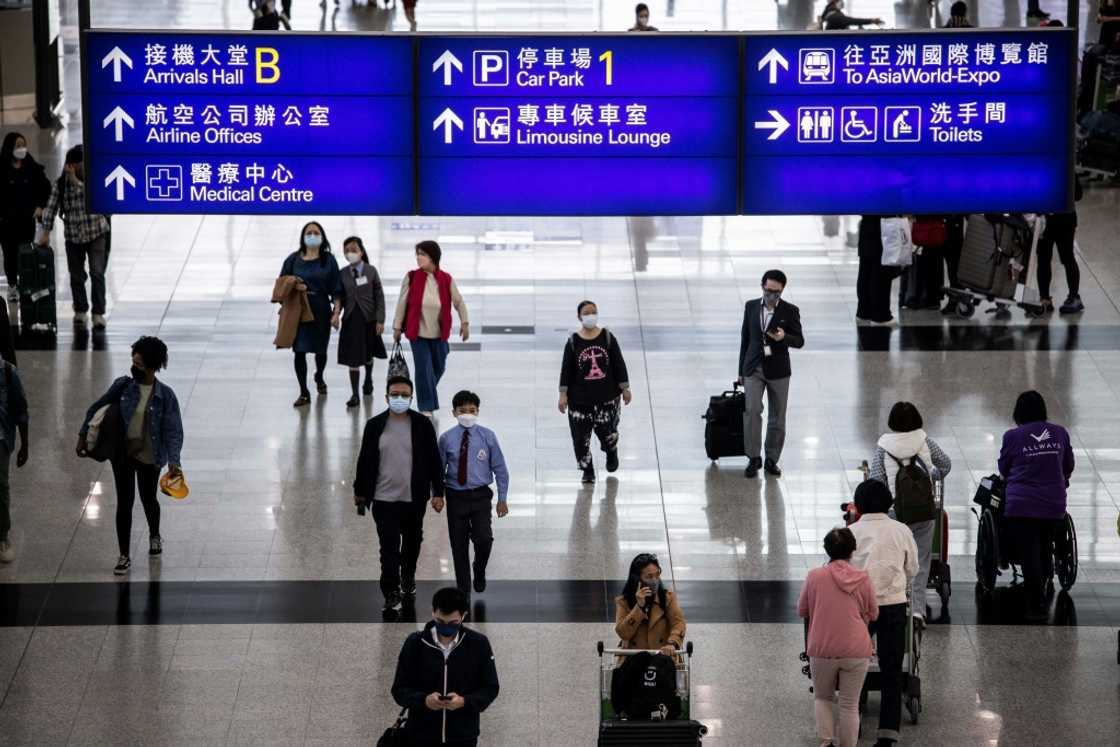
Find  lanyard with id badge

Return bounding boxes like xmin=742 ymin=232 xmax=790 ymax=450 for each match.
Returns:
xmin=760 ymin=304 xmax=774 ymax=357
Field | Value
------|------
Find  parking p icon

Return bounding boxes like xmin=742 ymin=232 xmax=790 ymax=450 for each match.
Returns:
xmin=473 ymin=50 xmax=509 ymax=86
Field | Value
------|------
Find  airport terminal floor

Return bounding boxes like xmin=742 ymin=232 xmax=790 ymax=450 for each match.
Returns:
xmin=2 ymin=0 xmax=1120 ymax=745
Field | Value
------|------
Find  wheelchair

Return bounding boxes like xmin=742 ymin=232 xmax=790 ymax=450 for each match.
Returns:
xmin=972 ymin=475 xmax=1078 ymax=598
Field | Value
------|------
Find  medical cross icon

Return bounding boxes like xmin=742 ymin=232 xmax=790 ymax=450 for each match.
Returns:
xmin=145 ymin=164 xmax=184 ymax=201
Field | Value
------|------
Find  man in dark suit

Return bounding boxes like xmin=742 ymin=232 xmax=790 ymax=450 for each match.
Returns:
xmin=738 ymin=270 xmax=804 ymax=478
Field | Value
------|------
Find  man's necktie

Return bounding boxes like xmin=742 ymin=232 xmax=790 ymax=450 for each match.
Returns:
xmin=458 ymin=430 xmax=470 ymax=486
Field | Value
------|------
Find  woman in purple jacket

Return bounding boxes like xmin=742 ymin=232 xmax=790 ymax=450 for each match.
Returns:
xmin=998 ymin=390 xmax=1075 ymax=619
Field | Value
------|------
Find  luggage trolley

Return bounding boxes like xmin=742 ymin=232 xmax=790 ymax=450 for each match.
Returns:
xmin=596 ymin=641 xmax=707 ymax=746
xmin=943 ymin=213 xmax=1046 ymax=319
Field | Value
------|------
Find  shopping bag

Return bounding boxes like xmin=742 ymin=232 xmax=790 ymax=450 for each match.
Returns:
xmin=33 ymin=222 xmax=50 ymax=246
xmin=387 ymin=342 xmax=410 ymax=380
xmin=880 ymin=217 xmax=914 ymax=267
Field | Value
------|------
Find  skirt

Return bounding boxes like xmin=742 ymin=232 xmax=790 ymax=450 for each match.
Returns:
xmin=338 ymin=310 xmax=387 ymax=367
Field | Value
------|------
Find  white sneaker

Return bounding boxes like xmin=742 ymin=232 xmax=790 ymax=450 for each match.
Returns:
xmin=6 ymin=287 xmax=17 ymax=302
xmin=92 ymin=314 xmax=107 ymax=329
xmin=74 ymin=312 xmax=88 ymax=324
xmin=0 ymin=540 xmax=14 ymax=563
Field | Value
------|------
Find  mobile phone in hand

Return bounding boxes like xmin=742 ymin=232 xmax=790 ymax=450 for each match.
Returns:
xmin=439 ymin=695 xmax=453 ymax=702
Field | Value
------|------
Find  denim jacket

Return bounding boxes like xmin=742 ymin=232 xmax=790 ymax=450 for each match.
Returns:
xmin=0 ymin=363 xmax=29 ymax=448
xmin=80 ymin=376 xmax=184 ymax=467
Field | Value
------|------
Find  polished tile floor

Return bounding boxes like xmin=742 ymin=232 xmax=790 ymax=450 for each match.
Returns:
xmin=1 ymin=0 xmax=1119 ymax=744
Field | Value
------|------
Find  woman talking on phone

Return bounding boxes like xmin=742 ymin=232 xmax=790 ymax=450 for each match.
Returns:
xmin=614 ymin=553 xmax=686 ymax=656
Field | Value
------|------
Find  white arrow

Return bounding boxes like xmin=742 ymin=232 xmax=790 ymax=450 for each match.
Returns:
xmin=100 ymin=46 xmax=133 ymax=83
xmin=433 ymin=107 xmax=463 ymax=144
xmin=102 ymin=106 xmax=135 ymax=142
xmin=432 ymin=50 xmax=463 ymax=86
xmin=104 ymin=165 xmax=135 ymax=200
xmin=757 ymin=48 xmax=789 ymax=85
xmin=754 ymin=110 xmax=790 ymax=141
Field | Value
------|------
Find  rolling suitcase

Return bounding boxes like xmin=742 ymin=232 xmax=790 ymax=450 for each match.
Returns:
xmin=17 ymin=243 xmax=57 ymax=335
xmin=702 ymin=383 xmax=745 ymax=461
xmin=957 ymin=214 xmax=1031 ymax=300
xmin=598 ymin=719 xmax=706 ymax=746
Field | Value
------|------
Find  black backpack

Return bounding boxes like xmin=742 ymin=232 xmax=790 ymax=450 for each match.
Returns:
xmin=888 ymin=452 xmax=936 ymax=524
xmin=611 ymin=652 xmax=681 ymax=721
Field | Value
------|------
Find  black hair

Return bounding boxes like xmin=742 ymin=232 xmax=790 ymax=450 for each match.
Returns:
xmin=452 ymin=390 xmax=480 ymax=409
xmin=854 ymin=479 xmax=893 ymax=515
xmin=635 ymin=3 xmax=649 ymax=13
xmin=950 ymin=1 xmax=968 ymax=15
xmin=131 ymin=336 xmax=169 ymax=371
xmin=0 ymin=132 xmax=34 ymax=167
xmin=621 ymin=553 xmax=667 ymax=611
xmin=887 ymin=402 xmax=923 ymax=432
xmin=577 ymin=299 xmax=597 ymax=317
xmin=824 ymin=527 xmax=857 ymax=561
xmin=386 ymin=375 xmax=414 ymax=395
xmin=432 ymin=586 xmax=469 ymax=615
xmin=298 ymin=221 xmax=331 ymax=262
xmin=1013 ymin=390 xmax=1048 ymax=426
xmin=57 ymin=144 xmax=84 ymax=190
xmin=342 ymin=235 xmax=370 ymax=264
xmin=761 ymin=269 xmax=787 ymax=288
xmin=415 ymin=239 xmax=442 ymax=267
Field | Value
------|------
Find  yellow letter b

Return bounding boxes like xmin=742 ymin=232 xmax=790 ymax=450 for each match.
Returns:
xmin=256 ymin=47 xmax=280 ymax=84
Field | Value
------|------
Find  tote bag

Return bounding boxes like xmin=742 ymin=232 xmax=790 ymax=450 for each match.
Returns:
xmin=387 ymin=342 xmax=411 ymax=380
xmin=880 ymin=217 xmax=915 ymax=267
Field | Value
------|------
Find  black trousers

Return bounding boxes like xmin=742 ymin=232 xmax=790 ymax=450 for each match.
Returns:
xmin=0 ymin=231 xmax=24 ymax=288
xmin=857 ymin=254 xmax=896 ymax=322
xmin=110 ymin=457 xmax=161 ymax=557
xmin=371 ymin=499 xmax=425 ymax=597
xmin=446 ymin=487 xmax=494 ymax=593
xmin=567 ymin=398 xmax=621 ymax=470
xmin=943 ymin=217 xmax=964 ymax=289
xmin=867 ymin=602 xmax=907 ymax=742
xmin=1006 ymin=516 xmax=1060 ymax=610
xmin=1035 ymin=216 xmax=1079 ymax=299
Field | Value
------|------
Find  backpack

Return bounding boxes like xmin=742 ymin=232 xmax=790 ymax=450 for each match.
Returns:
xmin=611 ymin=652 xmax=681 ymax=721
xmin=887 ymin=452 xmax=936 ymax=524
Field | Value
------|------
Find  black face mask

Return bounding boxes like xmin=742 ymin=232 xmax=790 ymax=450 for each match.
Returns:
xmin=130 ymin=366 xmax=147 ymax=382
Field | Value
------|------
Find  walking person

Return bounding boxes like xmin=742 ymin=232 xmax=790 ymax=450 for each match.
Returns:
xmin=848 ymin=480 xmax=919 ymax=747
xmin=77 ymin=337 xmax=184 ymax=575
xmin=1036 ymin=178 xmax=1084 ymax=315
xmin=438 ymin=390 xmax=510 ymax=596
xmin=353 ymin=375 xmax=444 ymax=614
xmin=998 ymin=390 xmax=1075 ymax=621
xmin=558 ymin=301 xmax=631 ymax=484
xmin=0 ymin=355 xmax=30 ymax=564
xmin=337 ymin=236 xmax=386 ymax=408
xmin=869 ymin=401 xmax=952 ymax=622
xmin=629 ymin=2 xmax=659 ymax=30
xmin=945 ymin=0 xmax=972 ymax=27
xmin=738 ymin=270 xmax=804 ymax=478
xmin=0 ymin=133 xmax=51 ymax=301
xmin=39 ymin=145 xmax=111 ymax=328
xmin=391 ymin=587 xmax=500 ymax=747
xmin=798 ymin=528 xmax=879 ymax=747
xmin=392 ymin=240 xmax=469 ymax=417
xmin=279 ymin=221 xmax=342 ymax=408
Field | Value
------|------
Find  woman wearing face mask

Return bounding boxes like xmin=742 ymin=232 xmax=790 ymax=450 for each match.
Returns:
xmin=392 ymin=240 xmax=470 ymax=416
xmin=337 ymin=236 xmax=386 ymax=408
xmin=77 ymin=336 xmax=184 ymax=575
xmin=558 ymin=301 xmax=631 ymax=484
xmin=279 ymin=221 xmax=343 ymax=407
xmin=0 ymin=133 xmax=51 ymax=302
xmin=615 ymin=553 xmax=686 ymax=657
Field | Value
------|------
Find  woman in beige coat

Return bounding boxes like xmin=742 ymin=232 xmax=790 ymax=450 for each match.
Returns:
xmin=614 ymin=553 xmax=686 ymax=655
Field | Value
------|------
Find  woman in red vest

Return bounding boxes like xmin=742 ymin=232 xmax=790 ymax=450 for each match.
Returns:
xmin=392 ymin=240 xmax=469 ymax=415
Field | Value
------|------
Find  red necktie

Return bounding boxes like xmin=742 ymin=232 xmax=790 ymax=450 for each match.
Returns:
xmin=458 ymin=430 xmax=470 ymax=486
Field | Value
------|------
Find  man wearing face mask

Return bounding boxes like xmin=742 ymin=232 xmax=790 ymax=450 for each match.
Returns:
xmin=738 ymin=270 xmax=804 ymax=479
xmin=391 ymin=587 xmax=500 ymax=747
xmin=354 ymin=375 xmax=444 ymax=614
xmin=437 ymin=390 xmax=510 ymax=597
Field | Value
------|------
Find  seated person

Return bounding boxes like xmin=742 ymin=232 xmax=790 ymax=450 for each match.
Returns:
xmin=614 ymin=553 xmax=686 ymax=656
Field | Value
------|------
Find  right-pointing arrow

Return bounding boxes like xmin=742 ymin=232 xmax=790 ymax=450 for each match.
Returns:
xmin=100 ymin=46 xmax=133 ymax=83
xmin=104 ymin=165 xmax=135 ymax=200
xmin=433 ymin=107 xmax=464 ymax=144
xmin=102 ymin=106 xmax=135 ymax=142
xmin=754 ymin=110 xmax=790 ymax=141
xmin=757 ymin=48 xmax=789 ymax=85
xmin=432 ymin=50 xmax=463 ymax=86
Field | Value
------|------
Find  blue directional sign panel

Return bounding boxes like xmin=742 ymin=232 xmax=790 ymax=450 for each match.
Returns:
xmin=742 ymin=30 xmax=1075 ymax=214
xmin=84 ymin=32 xmax=414 ymax=214
xmin=416 ymin=36 xmax=740 ymax=216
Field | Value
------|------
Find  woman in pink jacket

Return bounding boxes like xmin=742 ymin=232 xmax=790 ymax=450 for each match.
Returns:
xmin=797 ymin=527 xmax=879 ymax=747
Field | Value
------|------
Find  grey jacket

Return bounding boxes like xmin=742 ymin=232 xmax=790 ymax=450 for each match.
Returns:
xmin=340 ymin=262 xmax=385 ymax=323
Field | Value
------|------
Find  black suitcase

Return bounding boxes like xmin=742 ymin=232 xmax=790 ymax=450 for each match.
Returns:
xmin=598 ymin=719 xmax=707 ymax=746
xmin=901 ymin=246 xmax=944 ymax=309
xmin=702 ymin=383 xmax=745 ymax=461
xmin=17 ymin=243 xmax=58 ymax=334
xmin=957 ymin=215 xmax=1031 ymax=299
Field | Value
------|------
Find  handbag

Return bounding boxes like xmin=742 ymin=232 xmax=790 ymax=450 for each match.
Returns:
xmin=911 ymin=217 xmax=947 ymax=248
xmin=387 ymin=342 xmax=410 ymax=380
xmin=84 ymin=381 xmax=127 ymax=462
xmin=376 ymin=707 xmax=408 ymax=747
xmin=880 ymin=217 xmax=914 ymax=267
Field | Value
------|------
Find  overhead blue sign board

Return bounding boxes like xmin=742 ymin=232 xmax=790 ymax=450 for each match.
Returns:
xmin=84 ymin=32 xmax=414 ymax=214
xmin=741 ymin=30 xmax=1074 ymax=214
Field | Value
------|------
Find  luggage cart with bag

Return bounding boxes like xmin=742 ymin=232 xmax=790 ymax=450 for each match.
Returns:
xmin=597 ymin=641 xmax=707 ymax=746
xmin=943 ymin=213 xmax=1045 ymax=319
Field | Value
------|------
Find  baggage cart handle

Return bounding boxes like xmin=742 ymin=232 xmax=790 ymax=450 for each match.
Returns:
xmin=597 ymin=642 xmax=694 ymax=658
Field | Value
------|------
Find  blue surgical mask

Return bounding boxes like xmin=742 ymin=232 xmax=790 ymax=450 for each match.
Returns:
xmin=388 ymin=396 xmax=410 ymax=414
xmin=435 ymin=620 xmax=461 ymax=638
xmin=303 ymin=234 xmax=322 ymax=249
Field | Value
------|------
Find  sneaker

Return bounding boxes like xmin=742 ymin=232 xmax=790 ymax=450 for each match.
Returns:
xmin=744 ymin=458 xmax=761 ymax=479
xmin=383 ymin=591 xmax=403 ymax=612
xmin=113 ymin=555 xmax=131 ymax=575
xmin=401 ymin=576 xmax=417 ymax=599
xmin=6 ymin=287 xmax=17 ymax=302
xmin=92 ymin=314 xmax=107 ymax=329
xmin=606 ymin=449 xmax=619 ymax=473
xmin=581 ymin=467 xmax=596 ymax=484
xmin=1058 ymin=295 xmax=1084 ymax=314
xmin=74 ymin=312 xmax=88 ymax=324
xmin=149 ymin=536 xmax=162 ymax=556
xmin=0 ymin=540 xmax=14 ymax=563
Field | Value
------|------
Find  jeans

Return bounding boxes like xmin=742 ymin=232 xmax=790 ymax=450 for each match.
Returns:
xmin=411 ymin=337 xmax=449 ymax=412
xmin=446 ymin=487 xmax=494 ymax=593
xmin=867 ymin=602 xmax=907 ymax=741
xmin=65 ymin=235 xmax=108 ymax=314
xmin=111 ymin=457 xmax=161 ymax=557
xmin=568 ymin=398 xmax=620 ymax=470
xmin=0 ymin=442 xmax=11 ymax=541
xmin=810 ymin=656 xmax=869 ymax=747
xmin=1006 ymin=516 xmax=1060 ymax=610
xmin=370 ymin=499 xmax=425 ymax=598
